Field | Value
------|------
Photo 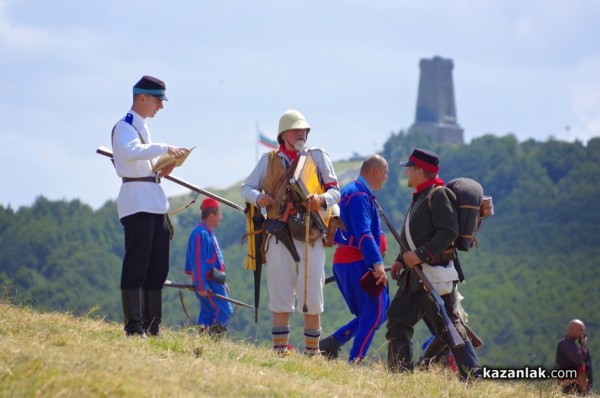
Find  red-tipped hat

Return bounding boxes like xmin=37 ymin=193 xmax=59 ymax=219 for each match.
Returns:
xmin=399 ymin=148 xmax=440 ymax=174
xmin=201 ymin=198 xmax=220 ymax=210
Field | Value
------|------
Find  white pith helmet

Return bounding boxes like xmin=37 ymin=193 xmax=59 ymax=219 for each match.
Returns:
xmin=277 ymin=109 xmax=311 ymax=145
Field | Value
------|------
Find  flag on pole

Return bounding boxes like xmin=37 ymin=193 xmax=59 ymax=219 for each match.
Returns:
xmin=258 ymin=132 xmax=278 ymax=149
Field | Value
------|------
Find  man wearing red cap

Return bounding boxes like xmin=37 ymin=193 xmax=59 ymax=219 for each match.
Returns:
xmin=184 ymin=198 xmax=233 ymax=334
xmin=386 ymin=148 xmax=481 ymax=380
xmin=112 ymin=75 xmax=186 ymax=337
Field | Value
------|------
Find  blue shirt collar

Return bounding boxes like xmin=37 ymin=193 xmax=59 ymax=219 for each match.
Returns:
xmin=357 ymin=175 xmax=374 ymax=195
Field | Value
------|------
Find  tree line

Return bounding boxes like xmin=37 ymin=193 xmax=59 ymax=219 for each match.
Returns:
xmin=1 ymin=132 xmax=598 ymax=373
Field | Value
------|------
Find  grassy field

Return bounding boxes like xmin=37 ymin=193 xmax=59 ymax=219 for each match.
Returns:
xmin=0 ymin=300 xmax=574 ymax=398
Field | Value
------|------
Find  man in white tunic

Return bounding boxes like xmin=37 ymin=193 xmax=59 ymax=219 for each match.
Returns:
xmin=111 ymin=75 xmax=185 ymax=337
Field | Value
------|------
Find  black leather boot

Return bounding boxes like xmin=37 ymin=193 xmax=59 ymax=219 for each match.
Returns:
xmin=319 ymin=335 xmax=342 ymax=360
xmin=450 ymin=340 xmax=481 ymax=380
xmin=387 ymin=340 xmax=413 ymax=373
xmin=416 ymin=336 xmax=449 ymax=369
xmin=121 ymin=289 xmax=146 ymax=337
xmin=141 ymin=289 xmax=162 ymax=336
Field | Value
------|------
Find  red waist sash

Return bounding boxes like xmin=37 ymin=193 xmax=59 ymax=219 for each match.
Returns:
xmin=333 ymin=245 xmax=364 ymax=263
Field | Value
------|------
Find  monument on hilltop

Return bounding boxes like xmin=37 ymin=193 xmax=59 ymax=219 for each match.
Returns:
xmin=410 ymin=56 xmax=464 ymax=145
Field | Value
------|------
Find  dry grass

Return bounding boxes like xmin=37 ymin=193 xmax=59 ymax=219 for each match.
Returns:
xmin=0 ymin=301 xmax=572 ymax=398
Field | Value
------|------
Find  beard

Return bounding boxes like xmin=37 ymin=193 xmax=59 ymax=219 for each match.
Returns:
xmin=293 ymin=139 xmax=306 ymax=152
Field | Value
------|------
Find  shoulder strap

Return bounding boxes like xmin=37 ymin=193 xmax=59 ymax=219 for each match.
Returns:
xmin=427 ymin=185 xmax=456 ymax=209
xmin=112 ymin=113 xmax=156 ymax=171
xmin=271 ymin=151 xmax=299 ymax=198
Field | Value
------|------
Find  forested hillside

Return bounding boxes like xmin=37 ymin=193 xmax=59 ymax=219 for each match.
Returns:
xmin=1 ymin=133 xmax=599 ymax=378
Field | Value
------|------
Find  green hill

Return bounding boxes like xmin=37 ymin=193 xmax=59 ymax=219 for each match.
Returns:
xmin=1 ymin=132 xmax=599 ymax=392
xmin=0 ymin=300 xmax=569 ymax=397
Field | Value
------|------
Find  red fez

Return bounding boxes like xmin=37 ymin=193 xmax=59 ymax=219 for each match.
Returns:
xmin=201 ymin=198 xmax=220 ymax=210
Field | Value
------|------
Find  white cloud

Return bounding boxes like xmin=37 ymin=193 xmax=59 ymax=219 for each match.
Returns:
xmin=0 ymin=1 xmax=52 ymax=50
xmin=1 ymin=0 xmax=600 ymax=209
xmin=570 ymin=57 xmax=600 ymax=143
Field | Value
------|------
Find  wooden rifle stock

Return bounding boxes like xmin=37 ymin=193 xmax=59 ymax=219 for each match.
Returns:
xmin=96 ymin=146 xmax=244 ymax=211
xmin=374 ymin=199 xmax=465 ymax=349
xmin=463 ymin=322 xmax=484 ymax=348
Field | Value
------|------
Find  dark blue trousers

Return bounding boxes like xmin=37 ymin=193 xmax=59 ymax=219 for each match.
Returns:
xmin=120 ymin=212 xmax=170 ymax=290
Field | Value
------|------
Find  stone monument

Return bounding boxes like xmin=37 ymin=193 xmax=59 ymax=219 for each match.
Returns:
xmin=410 ymin=56 xmax=464 ymax=145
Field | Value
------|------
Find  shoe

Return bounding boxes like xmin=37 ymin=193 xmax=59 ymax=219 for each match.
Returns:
xmin=274 ymin=344 xmax=294 ymax=357
xmin=319 ymin=335 xmax=341 ymax=360
xmin=122 ymin=289 xmax=145 ymax=336
xmin=303 ymin=348 xmax=321 ymax=357
xmin=141 ymin=289 xmax=162 ymax=336
xmin=126 ymin=331 xmax=147 ymax=339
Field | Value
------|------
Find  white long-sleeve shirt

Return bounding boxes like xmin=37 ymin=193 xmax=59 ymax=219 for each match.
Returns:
xmin=111 ymin=110 xmax=169 ymax=219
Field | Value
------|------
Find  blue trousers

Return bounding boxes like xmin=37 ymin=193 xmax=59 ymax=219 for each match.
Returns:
xmin=332 ymin=260 xmax=390 ymax=362
xmin=195 ymin=282 xmax=233 ymax=327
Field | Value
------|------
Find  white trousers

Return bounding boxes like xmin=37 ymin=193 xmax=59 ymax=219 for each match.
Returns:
xmin=265 ymin=235 xmax=326 ymax=314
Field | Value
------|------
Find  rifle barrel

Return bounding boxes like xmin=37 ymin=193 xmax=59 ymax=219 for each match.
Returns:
xmin=96 ymin=146 xmax=244 ymax=211
xmin=163 ymin=281 xmax=254 ymax=309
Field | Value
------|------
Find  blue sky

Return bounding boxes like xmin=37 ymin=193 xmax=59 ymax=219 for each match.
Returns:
xmin=1 ymin=0 xmax=598 ymax=210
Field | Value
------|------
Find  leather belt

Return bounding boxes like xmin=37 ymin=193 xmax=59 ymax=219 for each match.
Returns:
xmin=122 ymin=176 xmax=160 ymax=184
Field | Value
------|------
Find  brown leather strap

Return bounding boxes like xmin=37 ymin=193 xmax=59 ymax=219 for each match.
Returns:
xmin=122 ymin=176 xmax=160 ymax=183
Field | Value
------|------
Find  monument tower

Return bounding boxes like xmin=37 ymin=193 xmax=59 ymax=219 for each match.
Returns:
xmin=410 ymin=56 xmax=464 ymax=144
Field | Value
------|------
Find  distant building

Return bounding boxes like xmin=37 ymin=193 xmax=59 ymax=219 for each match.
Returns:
xmin=410 ymin=56 xmax=464 ymax=145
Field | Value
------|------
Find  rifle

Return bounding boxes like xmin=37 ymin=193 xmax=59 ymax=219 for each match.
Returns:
xmin=163 ymin=280 xmax=254 ymax=309
xmin=463 ymin=322 xmax=484 ymax=348
xmin=96 ymin=146 xmax=244 ymax=211
xmin=324 ymin=266 xmax=392 ymax=285
xmin=374 ymin=199 xmax=465 ymax=349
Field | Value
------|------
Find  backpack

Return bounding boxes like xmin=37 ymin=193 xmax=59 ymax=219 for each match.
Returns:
xmin=428 ymin=178 xmax=493 ymax=251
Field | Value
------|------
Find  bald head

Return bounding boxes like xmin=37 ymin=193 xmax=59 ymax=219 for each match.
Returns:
xmin=360 ymin=154 xmax=386 ymax=174
xmin=567 ymin=319 xmax=586 ymax=339
xmin=360 ymin=154 xmax=388 ymax=190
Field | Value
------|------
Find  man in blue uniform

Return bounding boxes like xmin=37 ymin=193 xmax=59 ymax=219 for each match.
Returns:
xmin=320 ymin=155 xmax=389 ymax=363
xmin=185 ymin=198 xmax=233 ymax=335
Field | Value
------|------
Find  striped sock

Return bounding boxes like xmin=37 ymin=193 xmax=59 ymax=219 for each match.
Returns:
xmin=272 ymin=326 xmax=290 ymax=354
xmin=304 ymin=328 xmax=321 ymax=356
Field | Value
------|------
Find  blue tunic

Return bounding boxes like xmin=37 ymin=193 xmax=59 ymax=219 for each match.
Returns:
xmin=331 ymin=176 xmax=390 ymax=362
xmin=184 ymin=223 xmax=233 ymax=327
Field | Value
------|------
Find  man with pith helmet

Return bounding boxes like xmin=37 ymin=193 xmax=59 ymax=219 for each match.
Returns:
xmin=241 ymin=109 xmax=340 ymax=355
